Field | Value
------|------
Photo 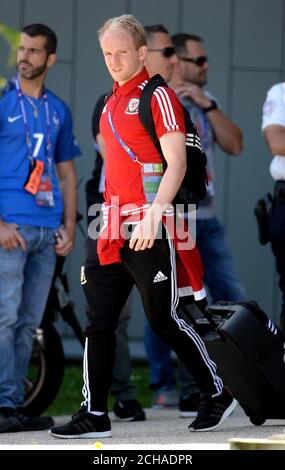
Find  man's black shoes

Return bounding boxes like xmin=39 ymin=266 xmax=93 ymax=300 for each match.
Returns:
xmin=50 ymin=411 xmax=112 ymax=439
xmin=0 ymin=407 xmax=54 ymax=433
xmin=114 ymin=399 xmax=146 ymax=421
xmin=188 ymin=388 xmax=237 ymax=432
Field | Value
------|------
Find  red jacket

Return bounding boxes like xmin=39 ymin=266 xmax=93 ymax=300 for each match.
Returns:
xmin=98 ymin=203 xmax=206 ymax=301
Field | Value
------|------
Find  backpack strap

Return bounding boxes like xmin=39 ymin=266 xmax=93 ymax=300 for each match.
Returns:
xmin=138 ymin=74 xmax=167 ymax=165
xmin=139 ymin=75 xmax=208 ymax=206
xmin=98 ymin=90 xmax=113 ymax=119
xmin=138 ymin=75 xmax=201 ymax=163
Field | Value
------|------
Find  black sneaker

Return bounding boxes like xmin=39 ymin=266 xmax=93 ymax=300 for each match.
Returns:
xmin=0 ymin=407 xmax=53 ymax=433
xmin=0 ymin=408 xmax=23 ymax=433
xmin=114 ymin=400 xmax=146 ymax=422
xmin=49 ymin=411 xmax=112 ymax=439
xmin=179 ymin=393 xmax=200 ymax=418
xmin=15 ymin=411 xmax=54 ymax=431
xmin=188 ymin=388 xmax=237 ymax=432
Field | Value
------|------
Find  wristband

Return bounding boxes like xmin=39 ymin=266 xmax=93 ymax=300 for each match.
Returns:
xmin=203 ymin=100 xmax=217 ymax=113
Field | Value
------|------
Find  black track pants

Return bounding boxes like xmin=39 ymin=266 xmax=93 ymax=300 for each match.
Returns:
xmin=82 ymin=235 xmax=223 ymax=411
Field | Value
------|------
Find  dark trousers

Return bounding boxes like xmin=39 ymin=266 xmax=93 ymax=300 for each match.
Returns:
xmin=82 ymin=234 xmax=223 ymax=411
xmin=85 ymin=181 xmax=136 ymax=401
xmin=271 ymin=181 xmax=285 ymax=325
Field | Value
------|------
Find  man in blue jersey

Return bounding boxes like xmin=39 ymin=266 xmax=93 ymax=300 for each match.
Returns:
xmin=0 ymin=23 xmax=80 ymax=433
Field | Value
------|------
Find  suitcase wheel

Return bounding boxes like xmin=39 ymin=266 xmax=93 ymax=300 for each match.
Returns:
xmin=249 ymin=415 xmax=266 ymax=426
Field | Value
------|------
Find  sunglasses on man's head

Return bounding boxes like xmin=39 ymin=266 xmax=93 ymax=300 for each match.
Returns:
xmin=148 ymin=47 xmax=176 ymax=58
xmin=178 ymin=56 xmax=208 ymax=67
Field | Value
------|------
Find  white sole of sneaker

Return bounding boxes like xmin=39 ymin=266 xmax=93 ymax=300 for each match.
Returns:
xmin=49 ymin=430 xmax=112 ymax=439
xmin=180 ymin=411 xmax=198 ymax=418
xmin=114 ymin=414 xmax=146 ymax=422
xmin=189 ymin=398 xmax=238 ymax=432
xmin=114 ymin=416 xmax=136 ymax=422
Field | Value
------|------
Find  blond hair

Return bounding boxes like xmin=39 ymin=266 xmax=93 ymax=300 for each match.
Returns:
xmin=98 ymin=14 xmax=146 ymax=49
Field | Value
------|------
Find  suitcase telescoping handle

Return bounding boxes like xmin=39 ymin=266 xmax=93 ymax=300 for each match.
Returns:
xmin=179 ymin=303 xmax=219 ymax=331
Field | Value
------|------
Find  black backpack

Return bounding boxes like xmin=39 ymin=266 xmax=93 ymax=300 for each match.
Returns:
xmin=138 ymin=74 xmax=208 ymax=206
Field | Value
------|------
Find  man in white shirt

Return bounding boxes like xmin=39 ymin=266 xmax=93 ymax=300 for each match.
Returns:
xmin=262 ymin=83 xmax=285 ymax=332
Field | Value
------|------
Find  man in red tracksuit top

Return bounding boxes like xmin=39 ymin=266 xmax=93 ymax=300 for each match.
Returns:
xmin=50 ymin=14 xmax=237 ymax=440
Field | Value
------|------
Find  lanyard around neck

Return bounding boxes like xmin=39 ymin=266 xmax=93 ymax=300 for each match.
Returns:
xmin=15 ymin=76 xmax=53 ymax=165
xmin=108 ymin=110 xmax=142 ymax=165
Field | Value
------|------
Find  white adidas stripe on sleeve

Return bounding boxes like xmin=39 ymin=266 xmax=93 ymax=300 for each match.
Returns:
xmin=153 ymin=87 xmax=179 ymax=132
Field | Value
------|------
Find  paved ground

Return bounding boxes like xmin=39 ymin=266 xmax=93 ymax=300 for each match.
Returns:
xmin=0 ymin=405 xmax=284 ymax=449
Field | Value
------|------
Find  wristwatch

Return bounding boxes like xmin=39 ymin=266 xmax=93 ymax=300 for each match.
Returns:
xmin=203 ymin=100 xmax=218 ymax=113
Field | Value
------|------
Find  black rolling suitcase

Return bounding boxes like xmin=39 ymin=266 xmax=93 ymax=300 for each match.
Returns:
xmin=180 ymin=300 xmax=285 ymax=425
